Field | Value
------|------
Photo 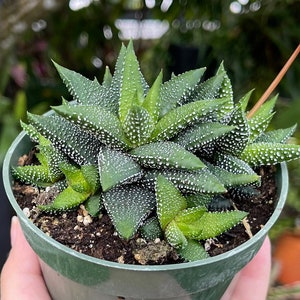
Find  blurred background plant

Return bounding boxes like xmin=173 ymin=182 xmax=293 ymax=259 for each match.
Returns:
xmin=1 ymin=0 xmax=300 ymax=294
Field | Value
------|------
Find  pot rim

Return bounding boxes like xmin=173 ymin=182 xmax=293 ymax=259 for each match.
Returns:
xmin=3 ymin=130 xmax=288 ymax=272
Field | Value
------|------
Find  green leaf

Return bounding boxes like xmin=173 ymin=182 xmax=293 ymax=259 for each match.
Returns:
xmin=59 ymin=163 xmax=98 ymax=194
xmin=214 ymin=153 xmax=256 ymax=175
xmin=248 ymin=96 xmax=277 ymax=141
xmin=85 ymin=194 xmax=102 ymax=217
xmin=27 ymin=113 xmax=102 ymax=165
xmin=156 ymin=175 xmax=187 ymax=230
xmin=119 ymin=41 xmax=147 ymax=124
xmin=53 ymin=179 xmax=68 ymax=192
xmin=208 ymin=195 xmax=232 ymax=211
xmin=39 ymin=186 xmax=89 ymax=212
xmin=13 ymin=165 xmax=56 ymax=187
xmin=177 ymin=239 xmax=209 ymax=261
xmin=177 ymin=210 xmax=247 ymax=240
xmin=52 ymin=102 xmax=129 ymax=149
xmin=185 ymin=62 xmax=234 ymax=118
xmin=143 ymin=168 xmax=226 ymax=194
xmin=198 ymin=210 xmax=248 ymax=239
xmin=215 ymin=62 xmax=234 ymax=118
xmin=229 ymin=186 xmax=259 ymax=201
xmin=12 ymin=134 xmax=67 ymax=187
xmin=189 ymin=73 xmax=224 ymax=101
xmin=103 ymin=184 xmax=155 ymax=239
xmin=249 ymin=113 xmax=275 ymax=142
xmin=102 ymin=66 xmax=112 ymax=88
xmin=159 ymin=68 xmax=205 ymax=117
xmin=236 ymin=90 xmax=254 ymax=112
xmin=249 ymin=95 xmax=277 ymax=119
xmin=175 ymin=207 xmax=207 ymax=224
xmin=20 ymin=121 xmax=40 ymax=143
xmin=151 ymin=98 xmax=229 ymax=142
xmin=174 ymin=122 xmax=235 ymax=152
xmin=123 ymin=105 xmax=154 ymax=147
xmin=142 ymin=70 xmax=162 ymax=124
xmin=130 ymin=141 xmax=205 ymax=170
xmin=185 ymin=193 xmax=213 ymax=208
xmin=98 ymin=147 xmax=142 ymax=191
xmin=205 ymin=163 xmax=260 ymax=188
xmin=165 ymin=220 xmax=188 ymax=249
xmin=103 ymin=44 xmax=127 ymax=114
xmin=174 ymin=207 xmax=207 ymax=240
xmin=52 ymin=60 xmax=108 ymax=107
xmin=255 ymin=125 xmax=297 ymax=143
xmin=139 ymin=217 xmax=163 ymax=240
xmin=81 ymin=164 xmax=100 ymax=194
xmin=216 ymin=107 xmax=250 ymax=156
xmin=240 ymin=142 xmax=300 ymax=166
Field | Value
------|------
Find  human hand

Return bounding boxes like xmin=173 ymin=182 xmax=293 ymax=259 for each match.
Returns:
xmin=222 ymin=236 xmax=271 ymax=300
xmin=0 ymin=216 xmax=51 ymax=300
xmin=1 ymin=217 xmax=271 ymax=300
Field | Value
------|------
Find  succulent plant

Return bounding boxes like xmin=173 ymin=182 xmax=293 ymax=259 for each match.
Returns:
xmin=13 ymin=41 xmax=300 ymax=262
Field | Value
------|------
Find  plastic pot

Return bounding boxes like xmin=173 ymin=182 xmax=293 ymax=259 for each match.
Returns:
xmin=3 ymin=130 xmax=288 ymax=300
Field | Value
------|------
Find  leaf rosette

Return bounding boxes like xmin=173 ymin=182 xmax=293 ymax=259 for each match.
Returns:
xmin=13 ymin=41 xmax=300 ymax=262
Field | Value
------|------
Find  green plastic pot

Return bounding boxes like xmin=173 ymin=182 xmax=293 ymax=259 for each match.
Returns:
xmin=3 ymin=130 xmax=288 ymax=300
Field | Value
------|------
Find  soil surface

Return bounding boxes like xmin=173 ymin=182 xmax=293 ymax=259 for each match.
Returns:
xmin=12 ymin=152 xmax=277 ymax=265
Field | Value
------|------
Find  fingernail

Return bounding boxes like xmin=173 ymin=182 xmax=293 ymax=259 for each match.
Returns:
xmin=10 ymin=216 xmax=19 ymax=247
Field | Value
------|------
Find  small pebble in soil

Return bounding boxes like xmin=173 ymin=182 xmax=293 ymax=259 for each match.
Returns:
xmin=77 ymin=215 xmax=84 ymax=223
xmin=83 ymin=215 xmax=93 ymax=226
xmin=23 ymin=207 xmax=30 ymax=217
xmin=117 ymin=255 xmax=125 ymax=264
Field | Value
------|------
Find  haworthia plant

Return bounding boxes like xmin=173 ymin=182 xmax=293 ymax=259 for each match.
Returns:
xmin=13 ymin=41 xmax=300 ymax=262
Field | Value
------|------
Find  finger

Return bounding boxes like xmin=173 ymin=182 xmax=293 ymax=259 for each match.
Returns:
xmin=222 ymin=236 xmax=271 ymax=300
xmin=0 ymin=216 xmax=51 ymax=300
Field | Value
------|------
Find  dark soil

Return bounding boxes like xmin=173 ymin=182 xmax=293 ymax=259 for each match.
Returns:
xmin=12 ymin=152 xmax=277 ymax=265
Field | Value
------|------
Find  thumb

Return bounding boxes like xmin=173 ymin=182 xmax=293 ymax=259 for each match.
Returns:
xmin=221 ymin=236 xmax=271 ymax=300
xmin=1 ymin=216 xmax=51 ymax=300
